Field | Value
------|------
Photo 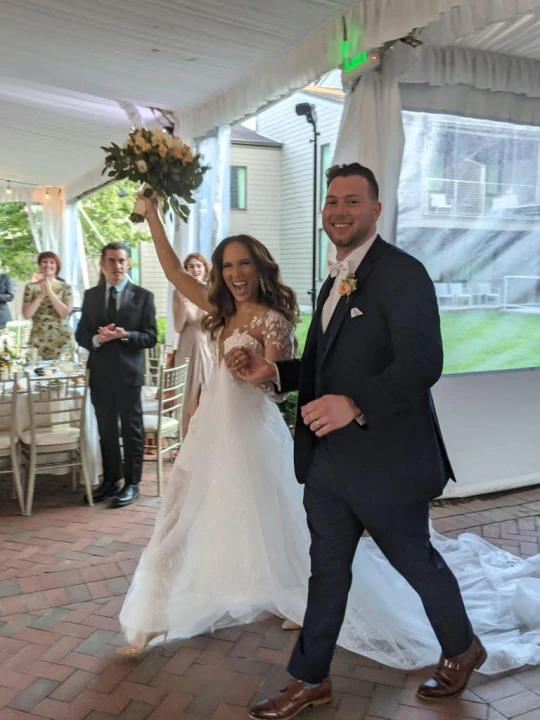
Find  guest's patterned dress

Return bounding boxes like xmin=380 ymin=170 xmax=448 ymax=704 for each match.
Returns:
xmin=23 ymin=280 xmax=73 ymax=360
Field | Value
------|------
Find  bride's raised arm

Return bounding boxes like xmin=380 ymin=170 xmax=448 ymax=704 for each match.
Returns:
xmin=142 ymin=196 xmax=214 ymax=314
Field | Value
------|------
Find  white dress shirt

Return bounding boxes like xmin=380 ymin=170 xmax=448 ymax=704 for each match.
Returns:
xmin=321 ymin=232 xmax=377 ymax=332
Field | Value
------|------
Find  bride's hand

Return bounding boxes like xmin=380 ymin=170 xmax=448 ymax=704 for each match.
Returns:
xmin=225 ymin=348 xmax=277 ymax=384
xmin=136 ymin=192 xmax=159 ymax=218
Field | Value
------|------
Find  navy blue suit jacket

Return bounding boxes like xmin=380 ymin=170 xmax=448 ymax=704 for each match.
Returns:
xmin=277 ymin=236 xmax=454 ymax=503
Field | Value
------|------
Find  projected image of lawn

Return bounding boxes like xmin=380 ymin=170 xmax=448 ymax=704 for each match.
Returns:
xmin=397 ymin=111 xmax=540 ymax=374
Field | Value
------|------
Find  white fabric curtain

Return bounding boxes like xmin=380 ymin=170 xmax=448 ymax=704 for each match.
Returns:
xmin=0 ymin=186 xmax=46 ymax=204
xmin=63 ymin=201 xmax=89 ymax=303
xmin=192 ymin=126 xmax=231 ymax=259
xmin=25 ymin=202 xmax=43 ymax=253
xmin=400 ymin=43 xmax=540 ymax=123
xmin=402 ymin=83 xmax=540 ymax=125
xmin=402 ymin=46 xmax=540 ymax=98
xmin=165 ymin=214 xmax=193 ymax=349
xmin=41 ymin=190 xmax=65 ymax=257
xmin=419 ymin=0 xmax=540 ymax=46
xmin=164 ymin=126 xmax=231 ymax=348
xmin=333 ymin=44 xmax=416 ymax=243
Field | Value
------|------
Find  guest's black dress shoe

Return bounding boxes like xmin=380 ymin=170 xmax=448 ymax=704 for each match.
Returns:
xmin=111 ymin=484 xmax=140 ymax=508
xmin=83 ymin=482 xmax=120 ymax=504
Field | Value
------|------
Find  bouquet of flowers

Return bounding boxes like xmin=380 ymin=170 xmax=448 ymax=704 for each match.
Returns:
xmin=102 ymin=128 xmax=208 ymax=223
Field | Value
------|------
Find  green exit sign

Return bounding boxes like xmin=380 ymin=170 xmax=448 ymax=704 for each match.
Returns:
xmin=342 ymin=41 xmax=376 ymax=73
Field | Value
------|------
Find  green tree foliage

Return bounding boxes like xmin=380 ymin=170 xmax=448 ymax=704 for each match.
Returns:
xmin=79 ymin=180 xmax=151 ymax=258
xmin=0 ymin=202 xmax=37 ymax=280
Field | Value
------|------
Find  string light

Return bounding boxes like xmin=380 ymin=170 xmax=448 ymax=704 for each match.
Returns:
xmin=0 ymin=178 xmax=60 ymax=199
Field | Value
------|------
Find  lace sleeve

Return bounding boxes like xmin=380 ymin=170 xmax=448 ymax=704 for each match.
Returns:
xmin=260 ymin=311 xmax=295 ymax=403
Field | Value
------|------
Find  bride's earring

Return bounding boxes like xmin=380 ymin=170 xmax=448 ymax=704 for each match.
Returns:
xmin=259 ymin=275 xmax=266 ymax=295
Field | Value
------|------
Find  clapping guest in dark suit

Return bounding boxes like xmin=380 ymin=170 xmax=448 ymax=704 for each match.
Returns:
xmin=0 ymin=265 xmax=15 ymax=330
xmin=75 ymin=242 xmax=157 ymax=508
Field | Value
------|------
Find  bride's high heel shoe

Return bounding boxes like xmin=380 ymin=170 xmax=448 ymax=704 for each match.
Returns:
xmin=116 ymin=631 xmax=168 ymax=658
xmin=281 ymin=619 xmax=302 ymax=630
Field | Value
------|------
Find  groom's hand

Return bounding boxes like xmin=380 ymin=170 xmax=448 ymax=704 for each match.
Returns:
xmin=225 ymin=347 xmax=277 ymax=384
xmin=302 ymin=395 xmax=362 ymax=437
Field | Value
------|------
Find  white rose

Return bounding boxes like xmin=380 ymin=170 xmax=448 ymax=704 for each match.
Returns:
xmin=136 ymin=159 xmax=148 ymax=173
xmin=151 ymin=129 xmax=165 ymax=143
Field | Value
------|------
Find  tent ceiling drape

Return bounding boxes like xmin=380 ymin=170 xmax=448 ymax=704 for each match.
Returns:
xmin=3 ymin=0 xmax=527 ymax=198
xmin=0 ymin=0 xmax=358 ymax=192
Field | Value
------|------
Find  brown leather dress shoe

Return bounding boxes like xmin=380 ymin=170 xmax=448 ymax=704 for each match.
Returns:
xmin=417 ymin=635 xmax=487 ymax=700
xmin=249 ymin=677 xmax=332 ymax=719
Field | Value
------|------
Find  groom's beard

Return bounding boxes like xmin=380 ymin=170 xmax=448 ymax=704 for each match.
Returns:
xmin=330 ymin=226 xmax=374 ymax=254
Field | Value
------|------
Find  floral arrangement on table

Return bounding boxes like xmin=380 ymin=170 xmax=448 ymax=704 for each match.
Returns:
xmin=101 ymin=128 xmax=208 ymax=222
xmin=0 ymin=330 xmax=18 ymax=378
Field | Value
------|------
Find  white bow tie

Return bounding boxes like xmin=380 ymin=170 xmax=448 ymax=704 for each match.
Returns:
xmin=327 ymin=259 xmax=349 ymax=278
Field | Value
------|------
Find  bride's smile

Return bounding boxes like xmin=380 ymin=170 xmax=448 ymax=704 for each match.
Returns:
xmin=222 ymin=241 xmax=259 ymax=303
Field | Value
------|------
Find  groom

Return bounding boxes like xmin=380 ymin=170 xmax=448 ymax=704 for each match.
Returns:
xmin=226 ymin=163 xmax=486 ymax=719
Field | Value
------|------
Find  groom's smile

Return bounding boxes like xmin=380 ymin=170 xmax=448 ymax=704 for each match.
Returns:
xmin=323 ymin=174 xmax=381 ymax=257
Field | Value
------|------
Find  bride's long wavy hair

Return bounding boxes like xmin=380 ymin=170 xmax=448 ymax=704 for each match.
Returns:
xmin=204 ymin=234 xmax=299 ymax=339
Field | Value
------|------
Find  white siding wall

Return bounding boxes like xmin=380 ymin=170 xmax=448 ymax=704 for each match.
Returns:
xmin=139 ymin=241 xmax=168 ymax=317
xmin=229 ymin=145 xmax=282 ymax=260
xmin=256 ymin=93 xmax=343 ymax=307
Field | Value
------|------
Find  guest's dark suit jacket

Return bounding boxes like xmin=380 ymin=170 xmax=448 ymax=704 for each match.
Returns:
xmin=0 ymin=273 xmax=14 ymax=329
xmin=278 ymin=236 xmax=454 ymax=504
xmin=75 ymin=283 xmax=157 ymax=388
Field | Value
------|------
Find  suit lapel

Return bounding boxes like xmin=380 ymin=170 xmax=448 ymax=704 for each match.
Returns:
xmin=303 ymin=275 xmax=334 ymax=359
xmin=322 ymin=236 xmax=385 ymax=363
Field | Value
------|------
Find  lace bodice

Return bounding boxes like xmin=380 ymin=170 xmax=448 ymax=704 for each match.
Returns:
xmin=211 ymin=309 xmax=295 ymax=401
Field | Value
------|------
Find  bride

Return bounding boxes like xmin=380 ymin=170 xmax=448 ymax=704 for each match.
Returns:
xmin=119 ymin=198 xmax=310 ymax=655
xmin=119 ymin=196 xmax=540 ymax=676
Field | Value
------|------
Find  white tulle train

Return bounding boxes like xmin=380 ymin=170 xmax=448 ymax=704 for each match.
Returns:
xmin=120 ymin=336 xmax=540 ymax=675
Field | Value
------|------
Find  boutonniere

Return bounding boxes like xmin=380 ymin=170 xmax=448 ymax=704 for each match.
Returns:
xmin=338 ymin=273 xmax=357 ymax=303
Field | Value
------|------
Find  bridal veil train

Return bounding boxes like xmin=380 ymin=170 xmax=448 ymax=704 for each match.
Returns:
xmin=120 ymin=317 xmax=540 ymax=675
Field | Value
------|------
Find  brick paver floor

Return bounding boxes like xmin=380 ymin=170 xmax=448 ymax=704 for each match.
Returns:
xmin=1 ymin=465 xmax=540 ymax=720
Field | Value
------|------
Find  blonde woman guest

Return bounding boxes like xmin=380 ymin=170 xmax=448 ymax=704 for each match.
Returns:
xmin=23 ymin=251 xmax=73 ymax=360
xmin=173 ymin=253 xmax=212 ymax=437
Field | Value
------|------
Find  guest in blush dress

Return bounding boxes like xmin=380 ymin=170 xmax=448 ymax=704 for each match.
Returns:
xmin=172 ymin=253 xmax=212 ymax=438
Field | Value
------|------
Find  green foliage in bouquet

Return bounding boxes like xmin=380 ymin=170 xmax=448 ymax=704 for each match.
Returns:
xmin=101 ymin=128 xmax=208 ymax=222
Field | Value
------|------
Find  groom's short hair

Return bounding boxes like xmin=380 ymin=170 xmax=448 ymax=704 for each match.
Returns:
xmin=326 ymin=163 xmax=379 ymax=200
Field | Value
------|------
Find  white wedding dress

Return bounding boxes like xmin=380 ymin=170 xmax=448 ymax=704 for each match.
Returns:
xmin=120 ymin=310 xmax=540 ymax=675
